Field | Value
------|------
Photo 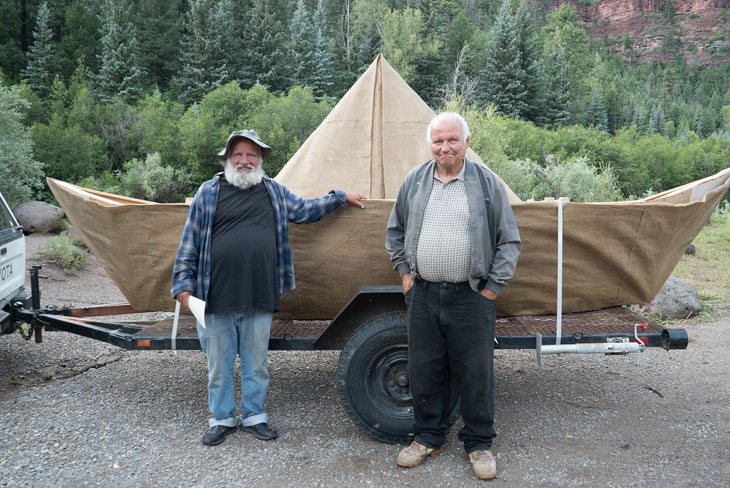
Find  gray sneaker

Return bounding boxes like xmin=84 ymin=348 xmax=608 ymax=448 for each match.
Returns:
xmin=202 ymin=425 xmax=236 ymax=446
xmin=240 ymin=422 xmax=278 ymax=440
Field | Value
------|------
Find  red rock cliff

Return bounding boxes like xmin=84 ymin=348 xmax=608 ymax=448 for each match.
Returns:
xmin=547 ymin=0 xmax=730 ymax=65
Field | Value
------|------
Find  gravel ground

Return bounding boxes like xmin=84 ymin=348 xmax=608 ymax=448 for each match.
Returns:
xmin=1 ymin=234 xmax=729 ymax=487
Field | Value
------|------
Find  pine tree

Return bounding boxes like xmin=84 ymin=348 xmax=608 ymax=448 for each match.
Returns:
xmin=21 ymin=1 xmax=59 ymax=99
xmin=312 ymin=0 xmax=335 ymax=99
xmin=95 ymin=0 xmax=145 ymax=102
xmin=134 ymin=0 xmax=184 ymax=91
xmin=479 ymin=0 xmax=527 ymax=119
xmin=215 ymin=0 xmax=240 ymax=82
xmin=174 ymin=0 xmax=229 ymax=105
xmin=57 ymin=0 xmax=102 ymax=79
xmin=632 ymin=102 xmax=647 ymax=133
xmin=648 ymin=104 xmax=667 ymax=135
xmin=515 ymin=0 xmax=544 ymax=124
xmin=543 ymin=43 xmax=571 ymax=128
xmin=239 ymin=0 xmax=290 ymax=92
xmin=289 ymin=0 xmax=317 ymax=89
xmin=585 ymin=88 xmax=609 ymax=132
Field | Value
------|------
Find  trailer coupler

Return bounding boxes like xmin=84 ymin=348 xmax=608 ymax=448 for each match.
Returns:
xmin=536 ymin=323 xmax=647 ymax=367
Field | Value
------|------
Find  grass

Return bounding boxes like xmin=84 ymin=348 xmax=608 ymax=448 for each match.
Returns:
xmin=37 ymin=232 xmax=88 ymax=274
xmin=672 ymin=207 xmax=730 ymax=318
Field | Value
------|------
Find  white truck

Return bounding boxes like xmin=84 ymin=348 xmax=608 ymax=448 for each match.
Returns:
xmin=0 ymin=192 xmax=30 ymax=336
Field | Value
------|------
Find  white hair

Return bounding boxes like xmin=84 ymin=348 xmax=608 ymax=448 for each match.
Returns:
xmin=224 ymin=158 xmax=266 ymax=190
xmin=425 ymin=112 xmax=470 ymax=144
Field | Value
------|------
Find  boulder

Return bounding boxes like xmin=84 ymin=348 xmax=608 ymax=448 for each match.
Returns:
xmin=632 ymin=276 xmax=701 ymax=320
xmin=12 ymin=201 xmax=65 ymax=234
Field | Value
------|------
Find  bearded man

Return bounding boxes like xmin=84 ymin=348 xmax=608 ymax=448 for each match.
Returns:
xmin=171 ymin=130 xmax=365 ymax=446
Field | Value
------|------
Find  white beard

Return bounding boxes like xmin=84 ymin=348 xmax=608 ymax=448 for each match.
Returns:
xmin=224 ymin=159 xmax=265 ymax=190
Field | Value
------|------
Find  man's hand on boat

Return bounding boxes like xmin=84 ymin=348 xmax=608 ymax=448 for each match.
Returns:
xmin=345 ymin=192 xmax=367 ymax=208
xmin=176 ymin=291 xmax=192 ymax=309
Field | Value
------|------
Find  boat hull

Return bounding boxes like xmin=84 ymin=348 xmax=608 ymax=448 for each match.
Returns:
xmin=47 ymin=168 xmax=730 ymax=318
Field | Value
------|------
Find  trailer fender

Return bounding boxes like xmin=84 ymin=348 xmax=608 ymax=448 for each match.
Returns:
xmin=314 ymin=286 xmax=405 ymax=350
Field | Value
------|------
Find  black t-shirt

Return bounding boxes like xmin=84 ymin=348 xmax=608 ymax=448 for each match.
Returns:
xmin=206 ymin=179 xmax=279 ymax=313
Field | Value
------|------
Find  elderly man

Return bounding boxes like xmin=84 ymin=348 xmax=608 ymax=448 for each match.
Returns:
xmin=385 ymin=113 xmax=521 ymax=479
xmin=172 ymin=130 xmax=365 ymax=446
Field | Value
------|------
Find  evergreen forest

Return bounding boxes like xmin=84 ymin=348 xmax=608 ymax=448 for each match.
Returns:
xmin=1 ymin=0 xmax=729 ymax=207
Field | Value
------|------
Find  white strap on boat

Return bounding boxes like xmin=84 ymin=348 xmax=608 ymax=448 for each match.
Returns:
xmin=171 ymin=300 xmax=180 ymax=356
xmin=556 ymin=199 xmax=563 ymax=345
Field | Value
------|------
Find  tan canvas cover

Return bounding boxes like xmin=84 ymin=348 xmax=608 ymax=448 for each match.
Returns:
xmin=275 ymin=55 xmax=520 ymax=203
xmin=47 ymin=54 xmax=730 ymax=318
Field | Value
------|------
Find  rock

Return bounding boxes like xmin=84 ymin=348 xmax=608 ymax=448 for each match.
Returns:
xmin=12 ymin=201 xmax=65 ymax=234
xmin=632 ymin=277 xmax=701 ymax=320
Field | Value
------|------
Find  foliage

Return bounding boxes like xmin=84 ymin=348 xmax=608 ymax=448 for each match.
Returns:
xmin=508 ymin=155 xmax=623 ymax=202
xmin=1 ymin=0 xmax=728 ymax=210
xmin=37 ymin=232 xmax=87 ymax=274
xmin=94 ymin=0 xmax=145 ymax=103
xmin=239 ymin=0 xmax=290 ymax=92
xmin=479 ymin=0 xmax=528 ymax=118
xmin=289 ymin=0 xmax=317 ymax=90
xmin=21 ymin=2 xmax=58 ymax=100
xmin=57 ymin=0 xmax=102 ymax=80
xmin=378 ymin=7 xmax=440 ymax=84
xmin=133 ymin=0 xmax=183 ymax=91
xmin=77 ymin=171 xmax=123 ymax=196
xmin=120 ymin=152 xmax=189 ymax=202
xmin=176 ymin=82 xmax=332 ymax=183
xmin=673 ymin=212 xmax=730 ymax=305
xmin=585 ymin=88 xmax=609 ymax=131
xmin=247 ymin=86 xmax=334 ymax=176
xmin=0 ymin=85 xmax=44 ymax=207
xmin=174 ymin=0 xmax=229 ymax=105
xmin=311 ymin=0 xmax=335 ymax=99
xmin=542 ymin=43 xmax=571 ymax=127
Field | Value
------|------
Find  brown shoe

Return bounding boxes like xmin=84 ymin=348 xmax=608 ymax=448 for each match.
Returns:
xmin=469 ymin=449 xmax=496 ymax=479
xmin=396 ymin=441 xmax=444 ymax=468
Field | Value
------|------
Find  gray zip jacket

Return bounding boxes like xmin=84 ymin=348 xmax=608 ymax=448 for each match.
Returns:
xmin=386 ymin=158 xmax=522 ymax=295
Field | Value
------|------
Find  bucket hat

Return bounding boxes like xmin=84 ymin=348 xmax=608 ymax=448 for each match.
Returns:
xmin=217 ymin=130 xmax=272 ymax=161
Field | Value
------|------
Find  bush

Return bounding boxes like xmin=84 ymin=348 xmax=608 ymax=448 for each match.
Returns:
xmin=505 ymin=155 xmax=623 ymax=202
xmin=78 ymin=171 xmax=123 ymax=195
xmin=0 ymin=85 xmax=45 ymax=207
xmin=120 ymin=152 xmax=189 ymax=202
xmin=37 ymin=232 xmax=87 ymax=274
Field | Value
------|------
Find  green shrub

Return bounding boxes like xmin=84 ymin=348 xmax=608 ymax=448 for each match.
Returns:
xmin=505 ymin=155 xmax=623 ymax=202
xmin=120 ymin=152 xmax=188 ymax=202
xmin=37 ymin=232 xmax=87 ymax=274
xmin=78 ymin=171 xmax=123 ymax=195
xmin=53 ymin=218 xmax=70 ymax=233
xmin=0 ymin=85 xmax=45 ymax=207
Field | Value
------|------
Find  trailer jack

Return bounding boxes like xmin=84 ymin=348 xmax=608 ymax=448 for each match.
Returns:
xmin=536 ymin=324 xmax=646 ymax=367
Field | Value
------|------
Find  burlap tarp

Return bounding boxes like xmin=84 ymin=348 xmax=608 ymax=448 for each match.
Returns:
xmin=47 ymin=55 xmax=730 ymax=318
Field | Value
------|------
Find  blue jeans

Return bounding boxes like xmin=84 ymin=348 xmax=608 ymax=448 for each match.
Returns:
xmin=198 ymin=310 xmax=273 ymax=428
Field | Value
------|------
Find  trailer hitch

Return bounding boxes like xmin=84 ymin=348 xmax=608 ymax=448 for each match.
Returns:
xmin=536 ymin=323 xmax=647 ymax=367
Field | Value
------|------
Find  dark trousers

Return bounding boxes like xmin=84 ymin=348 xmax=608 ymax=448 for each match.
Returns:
xmin=406 ymin=279 xmax=496 ymax=453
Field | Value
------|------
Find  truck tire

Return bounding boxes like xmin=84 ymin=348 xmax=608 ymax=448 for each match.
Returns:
xmin=336 ymin=312 xmax=413 ymax=444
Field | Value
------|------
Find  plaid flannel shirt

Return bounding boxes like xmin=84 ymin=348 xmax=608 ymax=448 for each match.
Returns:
xmin=171 ymin=172 xmax=346 ymax=302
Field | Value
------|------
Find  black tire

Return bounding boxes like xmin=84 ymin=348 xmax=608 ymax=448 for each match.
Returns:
xmin=336 ymin=312 xmax=414 ymax=444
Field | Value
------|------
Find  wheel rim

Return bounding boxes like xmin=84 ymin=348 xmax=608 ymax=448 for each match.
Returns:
xmin=365 ymin=344 xmax=413 ymax=419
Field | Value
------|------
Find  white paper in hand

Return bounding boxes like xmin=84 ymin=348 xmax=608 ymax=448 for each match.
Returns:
xmin=188 ymin=295 xmax=207 ymax=328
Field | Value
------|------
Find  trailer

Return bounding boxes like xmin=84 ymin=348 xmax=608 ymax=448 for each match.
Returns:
xmin=6 ymin=265 xmax=688 ymax=445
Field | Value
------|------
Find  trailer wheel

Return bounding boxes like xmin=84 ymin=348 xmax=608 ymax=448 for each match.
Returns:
xmin=337 ymin=312 xmax=413 ymax=444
